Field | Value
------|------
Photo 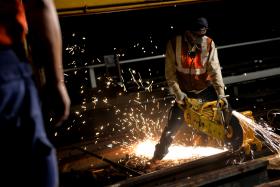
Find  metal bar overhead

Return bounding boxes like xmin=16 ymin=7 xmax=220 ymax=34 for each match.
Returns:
xmin=54 ymin=0 xmax=219 ymax=16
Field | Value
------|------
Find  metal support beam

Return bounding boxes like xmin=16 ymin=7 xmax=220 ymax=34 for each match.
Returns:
xmin=63 ymin=37 xmax=280 ymax=87
xmin=89 ymin=68 xmax=97 ymax=88
xmin=55 ymin=0 xmax=215 ymax=16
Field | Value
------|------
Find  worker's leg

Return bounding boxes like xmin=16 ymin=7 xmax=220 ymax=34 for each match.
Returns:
xmin=153 ymin=104 xmax=184 ymax=160
xmin=0 ymin=49 xmax=58 ymax=187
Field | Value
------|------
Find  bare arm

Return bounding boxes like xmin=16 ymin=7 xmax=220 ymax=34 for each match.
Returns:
xmin=25 ymin=0 xmax=70 ymax=126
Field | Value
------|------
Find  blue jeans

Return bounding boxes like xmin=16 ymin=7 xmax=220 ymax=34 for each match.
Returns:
xmin=0 ymin=49 xmax=58 ymax=187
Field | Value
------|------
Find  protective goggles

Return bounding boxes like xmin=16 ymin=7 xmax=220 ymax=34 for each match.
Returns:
xmin=191 ymin=27 xmax=208 ymax=37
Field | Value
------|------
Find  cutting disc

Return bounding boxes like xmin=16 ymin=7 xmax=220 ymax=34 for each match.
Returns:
xmin=224 ymin=111 xmax=243 ymax=151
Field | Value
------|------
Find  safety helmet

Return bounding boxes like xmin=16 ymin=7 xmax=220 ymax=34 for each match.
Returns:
xmin=190 ymin=17 xmax=208 ymax=30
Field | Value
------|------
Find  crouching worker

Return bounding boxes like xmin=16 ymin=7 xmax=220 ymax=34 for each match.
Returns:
xmin=152 ymin=17 xmax=228 ymax=162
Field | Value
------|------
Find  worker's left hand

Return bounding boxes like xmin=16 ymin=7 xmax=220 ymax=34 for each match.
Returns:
xmin=42 ymin=81 xmax=71 ymax=127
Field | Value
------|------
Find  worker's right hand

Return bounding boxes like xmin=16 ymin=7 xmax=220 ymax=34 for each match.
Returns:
xmin=175 ymin=92 xmax=187 ymax=105
xmin=176 ymin=99 xmax=185 ymax=105
xmin=52 ymin=82 xmax=71 ymax=127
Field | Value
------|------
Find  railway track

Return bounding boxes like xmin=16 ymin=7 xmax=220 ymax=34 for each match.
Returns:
xmin=108 ymin=148 xmax=275 ymax=187
xmin=59 ymin=140 xmax=279 ymax=187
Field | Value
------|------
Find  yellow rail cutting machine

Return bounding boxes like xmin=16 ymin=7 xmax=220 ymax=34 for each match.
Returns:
xmin=182 ymin=97 xmax=262 ymax=155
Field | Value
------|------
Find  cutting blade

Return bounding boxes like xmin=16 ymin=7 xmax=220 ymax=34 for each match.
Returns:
xmin=224 ymin=112 xmax=243 ymax=151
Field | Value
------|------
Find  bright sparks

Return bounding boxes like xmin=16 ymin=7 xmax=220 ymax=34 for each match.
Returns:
xmin=233 ymin=111 xmax=280 ymax=154
xmin=134 ymin=139 xmax=226 ymax=160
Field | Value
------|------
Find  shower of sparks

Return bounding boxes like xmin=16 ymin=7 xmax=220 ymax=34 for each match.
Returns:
xmin=128 ymin=68 xmax=154 ymax=91
xmin=62 ymin=66 xmax=226 ymax=164
xmin=119 ymin=76 xmax=127 ymax=92
xmin=145 ymin=81 xmax=154 ymax=92
xmin=137 ymin=72 xmax=144 ymax=88
xmin=129 ymin=68 xmax=141 ymax=89
xmin=233 ymin=111 xmax=280 ymax=154
xmin=134 ymin=139 xmax=226 ymax=160
xmin=61 ymin=34 xmax=229 ymax=169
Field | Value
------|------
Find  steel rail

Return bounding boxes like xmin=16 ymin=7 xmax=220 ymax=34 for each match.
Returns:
xmin=74 ymin=146 xmax=144 ymax=177
xmin=108 ymin=149 xmax=273 ymax=187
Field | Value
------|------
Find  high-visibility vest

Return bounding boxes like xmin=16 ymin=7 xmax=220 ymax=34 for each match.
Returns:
xmin=0 ymin=0 xmax=28 ymax=61
xmin=174 ymin=35 xmax=213 ymax=92
xmin=0 ymin=0 xmax=28 ymax=46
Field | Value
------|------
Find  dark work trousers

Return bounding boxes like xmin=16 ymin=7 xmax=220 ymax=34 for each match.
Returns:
xmin=0 ymin=49 xmax=58 ymax=187
xmin=153 ymin=86 xmax=218 ymax=160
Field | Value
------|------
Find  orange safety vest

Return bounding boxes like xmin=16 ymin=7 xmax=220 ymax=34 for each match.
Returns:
xmin=174 ymin=35 xmax=213 ymax=92
xmin=0 ymin=0 xmax=28 ymax=46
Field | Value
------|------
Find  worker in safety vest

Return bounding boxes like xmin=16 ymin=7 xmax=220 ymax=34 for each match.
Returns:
xmin=152 ymin=17 xmax=228 ymax=161
xmin=0 ymin=0 xmax=70 ymax=186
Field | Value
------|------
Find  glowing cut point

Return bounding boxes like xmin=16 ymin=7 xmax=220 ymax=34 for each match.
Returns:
xmin=134 ymin=139 xmax=226 ymax=160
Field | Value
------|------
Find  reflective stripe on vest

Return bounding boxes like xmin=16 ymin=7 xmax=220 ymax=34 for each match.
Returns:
xmin=175 ymin=35 xmax=211 ymax=75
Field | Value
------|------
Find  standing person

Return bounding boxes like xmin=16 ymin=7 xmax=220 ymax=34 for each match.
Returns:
xmin=152 ymin=17 xmax=228 ymax=162
xmin=0 ymin=0 xmax=70 ymax=186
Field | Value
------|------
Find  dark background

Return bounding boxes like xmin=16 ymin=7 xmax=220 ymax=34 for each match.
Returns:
xmin=53 ymin=0 xmax=280 ymax=147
